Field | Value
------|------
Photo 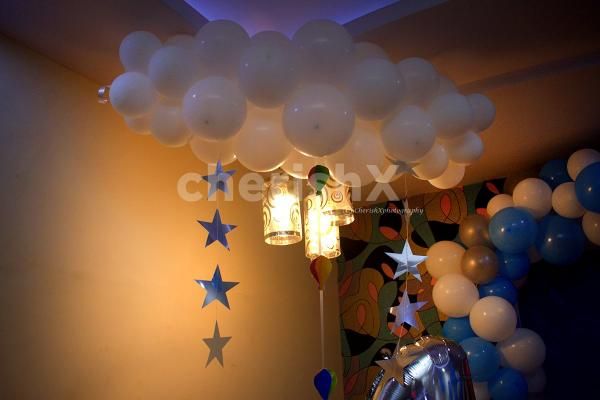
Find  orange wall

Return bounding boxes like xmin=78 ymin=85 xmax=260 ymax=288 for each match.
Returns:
xmin=0 ymin=35 xmax=343 ymax=400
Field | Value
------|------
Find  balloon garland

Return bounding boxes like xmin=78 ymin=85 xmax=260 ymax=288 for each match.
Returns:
xmin=104 ymin=19 xmax=496 ymax=188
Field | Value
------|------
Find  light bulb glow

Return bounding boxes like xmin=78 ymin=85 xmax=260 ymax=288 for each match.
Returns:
xmin=263 ymin=175 xmax=302 ymax=245
xmin=304 ymin=193 xmax=341 ymax=259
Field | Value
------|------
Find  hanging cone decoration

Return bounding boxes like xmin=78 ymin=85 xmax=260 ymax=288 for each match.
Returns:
xmin=310 ymin=256 xmax=333 ymax=290
xmin=308 ymin=165 xmax=330 ymax=195
xmin=314 ymin=368 xmax=337 ymax=400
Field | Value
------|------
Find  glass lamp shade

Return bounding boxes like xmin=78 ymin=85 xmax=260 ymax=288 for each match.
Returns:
xmin=304 ymin=193 xmax=341 ymax=260
xmin=262 ymin=174 xmax=302 ymax=245
xmin=321 ymin=179 xmax=354 ymax=226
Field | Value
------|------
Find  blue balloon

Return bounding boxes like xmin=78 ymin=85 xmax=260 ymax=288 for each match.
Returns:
xmin=575 ymin=162 xmax=600 ymax=212
xmin=478 ymin=277 xmax=518 ymax=304
xmin=443 ymin=317 xmax=475 ymax=343
xmin=489 ymin=207 xmax=538 ymax=253
xmin=536 ymin=215 xmax=585 ymax=265
xmin=460 ymin=337 xmax=500 ymax=382
xmin=488 ymin=368 xmax=528 ymax=400
xmin=496 ymin=251 xmax=530 ymax=280
xmin=539 ymin=159 xmax=570 ymax=189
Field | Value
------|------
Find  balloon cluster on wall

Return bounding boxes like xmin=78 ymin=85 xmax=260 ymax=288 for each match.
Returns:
xmin=106 ymin=19 xmax=495 ymax=188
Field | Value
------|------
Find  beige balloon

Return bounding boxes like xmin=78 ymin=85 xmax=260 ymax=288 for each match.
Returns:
xmin=459 ymin=214 xmax=492 ymax=248
xmin=470 ymin=296 xmax=517 ymax=342
xmin=582 ymin=212 xmax=600 ymax=246
xmin=425 ymin=241 xmax=465 ymax=279
xmin=461 ymin=245 xmax=498 ymax=284
xmin=487 ymin=194 xmax=514 ymax=218
xmin=432 ymin=273 xmax=479 ymax=317
xmin=551 ymin=182 xmax=585 ymax=218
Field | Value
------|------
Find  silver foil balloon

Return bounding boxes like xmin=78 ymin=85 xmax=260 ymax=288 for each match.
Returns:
xmin=368 ymin=336 xmax=475 ymax=400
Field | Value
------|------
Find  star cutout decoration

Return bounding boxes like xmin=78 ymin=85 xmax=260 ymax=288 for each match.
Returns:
xmin=198 ymin=209 xmax=236 ymax=250
xmin=385 ymin=240 xmax=427 ymax=281
xmin=376 ymin=349 xmax=420 ymax=385
xmin=202 ymin=160 xmax=235 ymax=197
xmin=390 ymin=291 xmax=427 ymax=329
xmin=203 ymin=321 xmax=231 ymax=367
xmin=195 ymin=265 xmax=239 ymax=309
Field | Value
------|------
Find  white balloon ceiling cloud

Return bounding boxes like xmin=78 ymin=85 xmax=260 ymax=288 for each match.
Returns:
xmin=109 ymin=19 xmax=496 ymax=189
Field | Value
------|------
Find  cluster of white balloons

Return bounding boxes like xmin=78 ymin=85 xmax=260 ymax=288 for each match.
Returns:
xmin=109 ymin=19 xmax=495 ymax=188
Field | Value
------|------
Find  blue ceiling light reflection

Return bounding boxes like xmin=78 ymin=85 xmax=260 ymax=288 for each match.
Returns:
xmin=184 ymin=0 xmax=400 ymax=36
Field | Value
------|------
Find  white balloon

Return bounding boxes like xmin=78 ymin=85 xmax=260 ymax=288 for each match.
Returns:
xmin=194 ymin=19 xmax=250 ymax=78
xmin=473 ymin=382 xmax=490 ymax=400
xmin=552 ymin=182 xmax=585 ymax=218
xmin=467 ymin=93 xmax=496 ymax=131
xmin=428 ymin=93 xmax=474 ymax=139
xmin=150 ymin=105 xmax=191 ymax=147
xmin=442 ymin=131 xmax=484 ymax=165
xmin=347 ymin=58 xmax=405 ymax=120
xmin=426 ymin=241 xmax=465 ymax=279
xmin=239 ymin=31 xmax=299 ymax=108
xmin=293 ymin=19 xmax=354 ymax=83
xmin=148 ymin=46 xmax=200 ymax=99
xmin=567 ymin=148 xmax=600 ymax=180
xmin=582 ymin=211 xmax=600 ymax=245
xmin=182 ymin=77 xmax=247 ymax=141
xmin=326 ymin=124 xmax=386 ymax=187
xmin=353 ymin=42 xmax=389 ymax=63
xmin=397 ymin=57 xmax=439 ymax=104
xmin=233 ymin=107 xmax=291 ymax=172
xmin=109 ymin=72 xmax=157 ymax=117
xmin=512 ymin=178 xmax=552 ymax=219
xmin=189 ymin=136 xmax=236 ymax=165
xmin=283 ymin=84 xmax=354 ymax=157
xmin=487 ymin=194 xmax=514 ymax=218
xmin=497 ymin=328 xmax=546 ymax=374
xmin=525 ymin=368 xmax=546 ymax=393
xmin=469 ymin=296 xmax=517 ymax=342
xmin=432 ymin=273 xmax=479 ymax=317
xmin=381 ymin=105 xmax=435 ymax=162
xmin=429 ymin=161 xmax=465 ymax=189
xmin=433 ymin=75 xmax=458 ymax=97
xmin=119 ymin=31 xmax=161 ymax=73
xmin=281 ymin=149 xmax=321 ymax=179
xmin=125 ymin=114 xmax=151 ymax=135
xmin=165 ymin=34 xmax=196 ymax=50
xmin=413 ymin=143 xmax=449 ymax=180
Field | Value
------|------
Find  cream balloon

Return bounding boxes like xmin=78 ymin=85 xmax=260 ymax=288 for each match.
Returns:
xmin=412 ymin=143 xmax=449 ymax=180
xmin=283 ymin=84 xmax=354 ymax=157
xmin=433 ymin=75 xmax=458 ymax=97
xmin=233 ymin=107 xmax=291 ymax=172
xmin=467 ymin=93 xmax=496 ymax=132
xmin=429 ymin=161 xmax=465 ymax=189
xmin=442 ymin=131 xmax=484 ymax=165
xmin=125 ymin=114 xmax=151 ymax=135
xmin=397 ymin=57 xmax=439 ymax=104
xmin=119 ymin=31 xmax=161 ymax=73
xmin=512 ymin=178 xmax=552 ymax=219
xmin=381 ymin=105 xmax=436 ymax=162
xmin=189 ymin=136 xmax=236 ymax=165
xmin=428 ymin=93 xmax=474 ymax=139
xmin=182 ymin=77 xmax=246 ymax=141
xmin=487 ymin=194 xmax=514 ymax=218
xmin=525 ymin=368 xmax=546 ymax=393
xmin=281 ymin=149 xmax=320 ymax=179
xmin=567 ymin=148 xmax=600 ymax=180
xmin=552 ymin=182 xmax=585 ymax=218
xmin=164 ymin=34 xmax=196 ymax=50
xmin=194 ymin=19 xmax=250 ymax=78
xmin=432 ymin=273 xmax=479 ymax=318
xmin=150 ymin=105 xmax=191 ymax=147
xmin=426 ymin=241 xmax=465 ymax=279
xmin=353 ymin=42 xmax=389 ymax=62
xmin=109 ymin=72 xmax=157 ymax=117
xmin=473 ymin=382 xmax=490 ymax=400
xmin=469 ymin=296 xmax=517 ymax=342
xmin=582 ymin=212 xmax=600 ymax=245
xmin=326 ymin=124 xmax=386 ymax=187
xmin=497 ymin=328 xmax=546 ymax=374
xmin=148 ymin=46 xmax=200 ymax=99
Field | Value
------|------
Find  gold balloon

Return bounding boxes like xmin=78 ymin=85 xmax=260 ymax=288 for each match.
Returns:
xmin=459 ymin=214 xmax=492 ymax=248
xmin=461 ymin=245 xmax=498 ymax=284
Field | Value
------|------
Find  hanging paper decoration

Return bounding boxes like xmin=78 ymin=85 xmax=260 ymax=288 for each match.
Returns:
xmin=310 ymin=256 xmax=333 ymax=290
xmin=203 ymin=321 xmax=232 ymax=367
xmin=308 ymin=165 xmax=330 ymax=195
xmin=390 ymin=291 xmax=427 ymax=330
xmin=195 ymin=265 xmax=239 ymax=309
xmin=313 ymin=368 xmax=338 ymax=400
xmin=202 ymin=160 xmax=235 ymax=196
xmin=197 ymin=209 xmax=237 ymax=250
xmin=385 ymin=241 xmax=427 ymax=281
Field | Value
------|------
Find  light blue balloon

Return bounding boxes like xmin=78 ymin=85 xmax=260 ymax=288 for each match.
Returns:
xmin=489 ymin=207 xmax=538 ymax=253
xmin=488 ymin=368 xmax=528 ymax=400
xmin=497 ymin=251 xmax=530 ymax=280
xmin=539 ymin=159 xmax=570 ymax=189
xmin=575 ymin=162 xmax=600 ymax=212
xmin=536 ymin=215 xmax=585 ymax=265
xmin=460 ymin=337 xmax=500 ymax=382
xmin=478 ymin=277 xmax=518 ymax=304
xmin=443 ymin=317 xmax=475 ymax=343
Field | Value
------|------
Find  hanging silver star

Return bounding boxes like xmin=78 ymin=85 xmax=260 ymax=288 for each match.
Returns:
xmin=385 ymin=240 xmax=427 ymax=281
xmin=203 ymin=321 xmax=231 ymax=367
xmin=202 ymin=160 xmax=235 ymax=197
xmin=195 ymin=265 xmax=239 ymax=309
xmin=390 ymin=291 xmax=427 ymax=329
xmin=198 ymin=209 xmax=236 ymax=250
xmin=376 ymin=348 xmax=420 ymax=385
